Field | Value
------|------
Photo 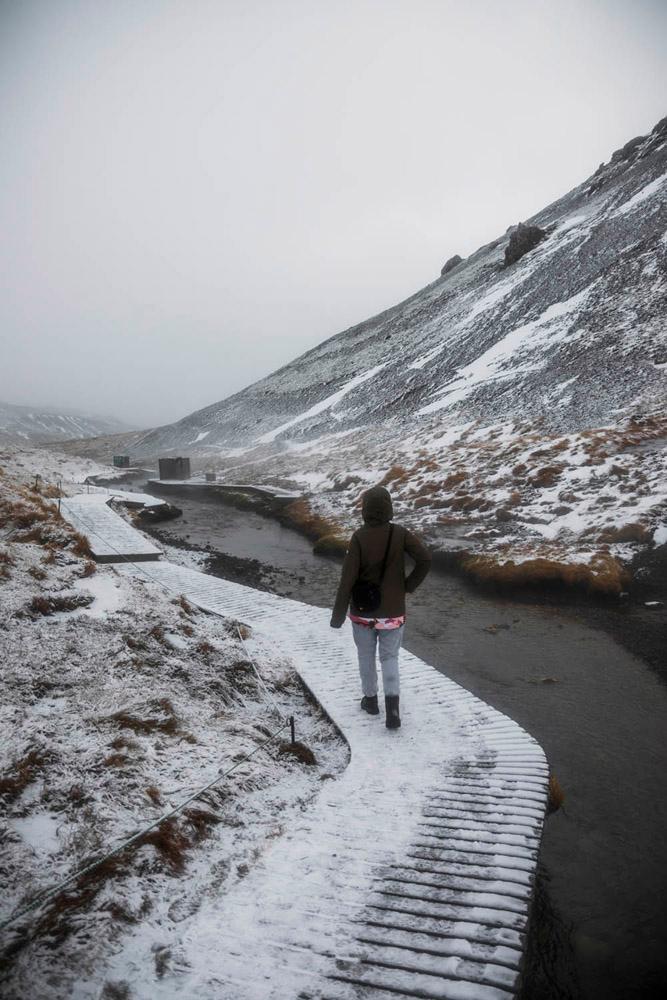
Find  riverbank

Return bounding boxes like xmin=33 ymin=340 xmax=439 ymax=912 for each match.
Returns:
xmin=143 ymin=482 xmax=667 ymax=685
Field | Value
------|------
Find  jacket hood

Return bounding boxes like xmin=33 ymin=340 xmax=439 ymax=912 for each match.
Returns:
xmin=362 ymin=486 xmax=393 ymax=526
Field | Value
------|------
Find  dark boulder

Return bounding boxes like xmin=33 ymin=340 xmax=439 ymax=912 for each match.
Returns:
xmin=441 ymin=254 xmax=463 ymax=276
xmin=138 ymin=502 xmax=182 ymax=523
xmin=504 ymin=222 xmax=547 ymax=266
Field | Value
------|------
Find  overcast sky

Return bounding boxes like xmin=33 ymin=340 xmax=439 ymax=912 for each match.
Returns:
xmin=1 ymin=0 xmax=665 ymax=428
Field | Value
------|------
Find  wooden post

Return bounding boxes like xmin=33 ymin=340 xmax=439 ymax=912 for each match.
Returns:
xmin=290 ymin=716 xmax=295 ymax=745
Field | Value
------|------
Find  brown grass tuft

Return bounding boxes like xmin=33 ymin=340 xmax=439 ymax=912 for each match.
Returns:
xmin=0 ymin=549 xmax=14 ymax=580
xmin=281 ymin=498 xmax=342 ymax=543
xmin=28 ymin=592 xmax=93 ymax=616
xmin=106 ymin=698 xmax=180 ymax=736
xmin=312 ymin=533 xmax=348 ymax=557
xmin=461 ymin=552 xmax=630 ymax=595
xmin=529 ymin=465 xmax=564 ymax=488
xmin=131 ymin=808 xmax=220 ymax=874
xmin=0 ymin=748 xmax=51 ymax=802
xmin=443 ymin=470 xmax=466 ymax=489
xmin=70 ymin=531 xmax=92 ymax=557
xmin=597 ymin=522 xmax=651 ymax=544
xmin=103 ymin=753 xmax=130 ymax=768
xmin=378 ymin=465 xmax=410 ymax=487
xmin=145 ymin=785 xmax=162 ymax=805
xmin=80 ymin=559 xmax=97 ymax=577
xmin=548 ymin=773 xmax=565 ymax=813
xmin=172 ymin=594 xmax=196 ymax=616
xmin=278 ymin=741 xmax=317 ymax=766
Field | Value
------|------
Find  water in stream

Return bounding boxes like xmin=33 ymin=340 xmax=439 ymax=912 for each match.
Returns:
xmin=138 ymin=486 xmax=667 ymax=1000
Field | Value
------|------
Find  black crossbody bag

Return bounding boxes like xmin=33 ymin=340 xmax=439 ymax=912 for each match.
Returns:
xmin=351 ymin=524 xmax=394 ymax=613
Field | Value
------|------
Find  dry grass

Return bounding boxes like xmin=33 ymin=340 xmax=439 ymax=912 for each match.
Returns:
xmin=312 ymin=533 xmax=348 ymax=557
xmin=460 ymin=552 xmax=630 ymax=595
xmin=548 ymin=774 xmax=565 ymax=813
xmin=106 ymin=698 xmax=180 ymax=736
xmin=442 ymin=470 xmax=467 ymax=489
xmin=172 ymin=594 xmax=196 ymax=616
xmin=0 ymin=548 xmax=14 ymax=580
xmin=102 ymin=753 xmax=130 ymax=768
xmin=281 ymin=498 xmax=342 ymax=543
xmin=0 ymin=748 xmax=51 ymax=802
xmin=378 ymin=465 xmax=410 ymax=487
xmin=80 ymin=559 xmax=97 ymax=577
xmin=134 ymin=808 xmax=220 ymax=872
xmin=597 ymin=522 xmax=651 ymax=544
xmin=28 ymin=592 xmax=94 ymax=616
xmin=278 ymin=741 xmax=317 ymax=765
xmin=145 ymin=785 xmax=162 ymax=805
xmin=529 ymin=465 xmax=564 ymax=488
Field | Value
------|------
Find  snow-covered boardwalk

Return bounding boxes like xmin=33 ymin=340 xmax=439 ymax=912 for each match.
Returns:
xmin=58 ymin=495 xmax=161 ymax=562
xmin=124 ymin=560 xmax=549 ymax=1000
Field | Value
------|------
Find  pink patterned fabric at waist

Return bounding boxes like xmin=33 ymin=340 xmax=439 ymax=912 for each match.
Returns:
xmin=349 ymin=613 xmax=405 ymax=630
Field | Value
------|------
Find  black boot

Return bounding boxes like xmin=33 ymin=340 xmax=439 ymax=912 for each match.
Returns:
xmin=360 ymin=694 xmax=379 ymax=715
xmin=385 ymin=695 xmax=401 ymax=729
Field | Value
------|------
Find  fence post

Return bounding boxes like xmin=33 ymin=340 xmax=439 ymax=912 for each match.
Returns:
xmin=290 ymin=716 xmax=295 ymax=745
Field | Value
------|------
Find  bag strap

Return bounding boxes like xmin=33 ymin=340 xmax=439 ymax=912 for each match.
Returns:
xmin=354 ymin=523 xmax=394 ymax=581
xmin=378 ymin=523 xmax=394 ymax=582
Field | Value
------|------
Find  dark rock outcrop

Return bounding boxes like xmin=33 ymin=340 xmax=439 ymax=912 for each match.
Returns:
xmin=441 ymin=254 xmax=463 ymax=276
xmin=504 ymin=223 xmax=547 ymax=266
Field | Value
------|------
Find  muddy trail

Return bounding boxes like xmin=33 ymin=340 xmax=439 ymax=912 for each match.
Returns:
xmin=136 ymin=485 xmax=667 ymax=1000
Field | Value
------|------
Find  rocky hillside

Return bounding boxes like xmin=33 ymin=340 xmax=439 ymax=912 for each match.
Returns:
xmin=75 ymin=118 xmax=667 ymax=589
xmin=0 ymin=402 xmax=132 ymax=445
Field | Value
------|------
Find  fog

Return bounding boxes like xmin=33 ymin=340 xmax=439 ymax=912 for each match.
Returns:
xmin=1 ymin=0 xmax=665 ymax=428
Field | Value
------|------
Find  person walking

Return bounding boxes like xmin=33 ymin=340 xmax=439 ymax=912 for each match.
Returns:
xmin=330 ymin=485 xmax=431 ymax=729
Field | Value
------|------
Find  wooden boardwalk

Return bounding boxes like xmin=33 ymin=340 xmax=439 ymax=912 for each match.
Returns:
xmin=121 ymin=560 xmax=549 ymax=1000
xmin=58 ymin=495 xmax=162 ymax=562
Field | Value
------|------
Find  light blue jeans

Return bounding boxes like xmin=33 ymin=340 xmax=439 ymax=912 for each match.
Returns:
xmin=352 ymin=622 xmax=404 ymax=698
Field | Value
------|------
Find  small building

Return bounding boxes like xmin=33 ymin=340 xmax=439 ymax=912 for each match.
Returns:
xmin=205 ymin=472 xmax=217 ymax=482
xmin=113 ymin=455 xmax=131 ymax=468
xmin=158 ymin=457 xmax=191 ymax=481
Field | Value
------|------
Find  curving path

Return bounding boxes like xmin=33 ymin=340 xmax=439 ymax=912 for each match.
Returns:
xmin=123 ymin=560 xmax=549 ymax=1000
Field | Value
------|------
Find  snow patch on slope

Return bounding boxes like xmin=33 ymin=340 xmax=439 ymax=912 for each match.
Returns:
xmin=419 ymin=285 xmax=595 ymax=415
xmin=256 ymin=362 xmax=387 ymax=443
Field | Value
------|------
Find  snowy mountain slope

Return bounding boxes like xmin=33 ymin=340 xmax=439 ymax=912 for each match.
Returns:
xmin=134 ymin=117 xmax=666 ymax=458
xmin=74 ymin=118 xmax=667 ymax=585
xmin=0 ymin=401 xmax=132 ymax=445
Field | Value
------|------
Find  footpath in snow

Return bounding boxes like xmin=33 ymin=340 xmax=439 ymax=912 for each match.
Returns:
xmin=65 ymin=497 xmax=549 ymax=1000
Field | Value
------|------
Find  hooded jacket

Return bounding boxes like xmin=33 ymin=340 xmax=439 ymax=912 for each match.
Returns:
xmin=330 ymin=486 xmax=431 ymax=627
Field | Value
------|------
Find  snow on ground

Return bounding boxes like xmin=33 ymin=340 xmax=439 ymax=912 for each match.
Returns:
xmin=418 ymin=285 xmax=595 ymax=416
xmin=1 ymin=444 xmax=125 ymax=491
xmin=255 ymin=362 xmax=387 ymax=444
xmin=0 ymin=455 xmax=347 ymax=1000
xmin=614 ymin=171 xmax=667 ymax=216
xmin=208 ymin=412 xmax=667 ymax=591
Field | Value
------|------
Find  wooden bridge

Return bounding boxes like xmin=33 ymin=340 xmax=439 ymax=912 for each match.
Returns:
xmin=62 ymin=495 xmax=549 ymax=999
